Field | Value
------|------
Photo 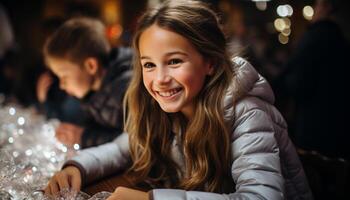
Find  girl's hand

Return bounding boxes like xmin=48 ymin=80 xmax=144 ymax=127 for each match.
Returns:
xmin=44 ymin=166 xmax=82 ymax=196
xmin=107 ymin=187 xmax=149 ymax=200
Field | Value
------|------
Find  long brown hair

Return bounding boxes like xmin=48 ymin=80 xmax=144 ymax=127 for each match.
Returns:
xmin=124 ymin=0 xmax=239 ymax=193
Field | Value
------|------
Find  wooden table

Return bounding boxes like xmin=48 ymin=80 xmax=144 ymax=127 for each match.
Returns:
xmin=83 ymin=173 xmax=151 ymax=196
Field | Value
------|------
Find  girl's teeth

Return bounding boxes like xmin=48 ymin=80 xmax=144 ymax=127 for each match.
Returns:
xmin=159 ymin=89 xmax=180 ymax=97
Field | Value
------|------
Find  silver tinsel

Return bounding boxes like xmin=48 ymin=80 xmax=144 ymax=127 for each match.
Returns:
xmin=0 ymin=104 xmax=111 ymax=200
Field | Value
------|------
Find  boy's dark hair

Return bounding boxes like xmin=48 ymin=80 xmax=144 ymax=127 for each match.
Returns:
xmin=43 ymin=17 xmax=111 ymax=67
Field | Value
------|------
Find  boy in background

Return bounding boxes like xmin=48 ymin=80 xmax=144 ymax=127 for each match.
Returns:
xmin=43 ymin=17 xmax=132 ymax=148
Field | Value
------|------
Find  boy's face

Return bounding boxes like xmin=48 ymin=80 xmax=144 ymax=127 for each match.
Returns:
xmin=47 ymin=57 xmax=94 ymax=99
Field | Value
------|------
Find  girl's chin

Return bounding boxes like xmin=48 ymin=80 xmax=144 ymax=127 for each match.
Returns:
xmin=159 ymin=105 xmax=181 ymax=113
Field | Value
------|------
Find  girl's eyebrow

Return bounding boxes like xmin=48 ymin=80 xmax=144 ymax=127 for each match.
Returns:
xmin=165 ymin=51 xmax=188 ymax=57
xmin=140 ymin=56 xmax=151 ymax=60
xmin=140 ymin=51 xmax=188 ymax=60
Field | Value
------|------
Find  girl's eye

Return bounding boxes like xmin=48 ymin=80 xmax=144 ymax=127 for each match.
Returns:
xmin=168 ymin=59 xmax=182 ymax=65
xmin=143 ymin=62 xmax=155 ymax=68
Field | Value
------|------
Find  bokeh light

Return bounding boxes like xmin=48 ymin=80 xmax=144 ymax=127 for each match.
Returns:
xmin=303 ymin=6 xmax=314 ymax=21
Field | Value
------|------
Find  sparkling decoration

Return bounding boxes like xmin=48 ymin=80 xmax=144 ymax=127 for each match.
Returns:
xmin=0 ymin=104 xmax=111 ymax=200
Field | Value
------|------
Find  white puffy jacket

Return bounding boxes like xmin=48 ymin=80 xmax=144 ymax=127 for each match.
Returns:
xmin=65 ymin=57 xmax=313 ymax=200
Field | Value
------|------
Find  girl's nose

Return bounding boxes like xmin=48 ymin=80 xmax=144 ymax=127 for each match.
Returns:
xmin=155 ymin=67 xmax=171 ymax=85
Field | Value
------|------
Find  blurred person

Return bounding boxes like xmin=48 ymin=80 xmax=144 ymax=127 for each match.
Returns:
xmin=43 ymin=17 xmax=132 ymax=148
xmin=275 ymin=0 xmax=350 ymax=198
xmin=278 ymin=0 xmax=350 ymax=159
xmin=35 ymin=17 xmax=84 ymax=125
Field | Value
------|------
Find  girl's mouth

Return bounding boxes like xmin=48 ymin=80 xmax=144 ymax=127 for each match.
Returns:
xmin=156 ymin=88 xmax=183 ymax=98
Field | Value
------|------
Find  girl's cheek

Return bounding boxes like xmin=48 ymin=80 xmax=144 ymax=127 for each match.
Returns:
xmin=143 ymin=79 xmax=153 ymax=96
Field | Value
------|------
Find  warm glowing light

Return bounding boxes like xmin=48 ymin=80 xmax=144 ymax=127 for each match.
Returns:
xmin=103 ymin=0 xmax=119 ymax=24
xmin=277 ymin=4 xmax=293 ymax=17
xmin=107 ymin=24 xmax=123 ymax=40
xmin=278 ymin=33 xmax=289 ymax=44
xmin=303 ymin=6 xmax=314 ymax=20
xmin=283 ymin=18 xmax=291 ymax=29
xmin=274 ymin=18 xmax=286 ymax=32
xmin=256 ymin=2 xmax=267 ymax=11
xmin=282 ymin=28 xmax=291 ymax=36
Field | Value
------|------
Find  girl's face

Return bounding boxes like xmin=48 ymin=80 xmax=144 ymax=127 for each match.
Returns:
xmin=139 ymin=24 xmax=213 ymax=119
xmin=47 ymin=57 xmax=94 ymax=99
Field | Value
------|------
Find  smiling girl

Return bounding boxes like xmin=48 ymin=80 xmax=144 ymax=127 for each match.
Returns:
xmin=45 ymin=1 xmax=312 ymax=199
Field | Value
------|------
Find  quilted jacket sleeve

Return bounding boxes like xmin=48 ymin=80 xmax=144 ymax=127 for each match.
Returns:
xmin=63 ymin=132 xmax=131 ymax=186
xmin=150 ymin=104 xmax=284 ymax=200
